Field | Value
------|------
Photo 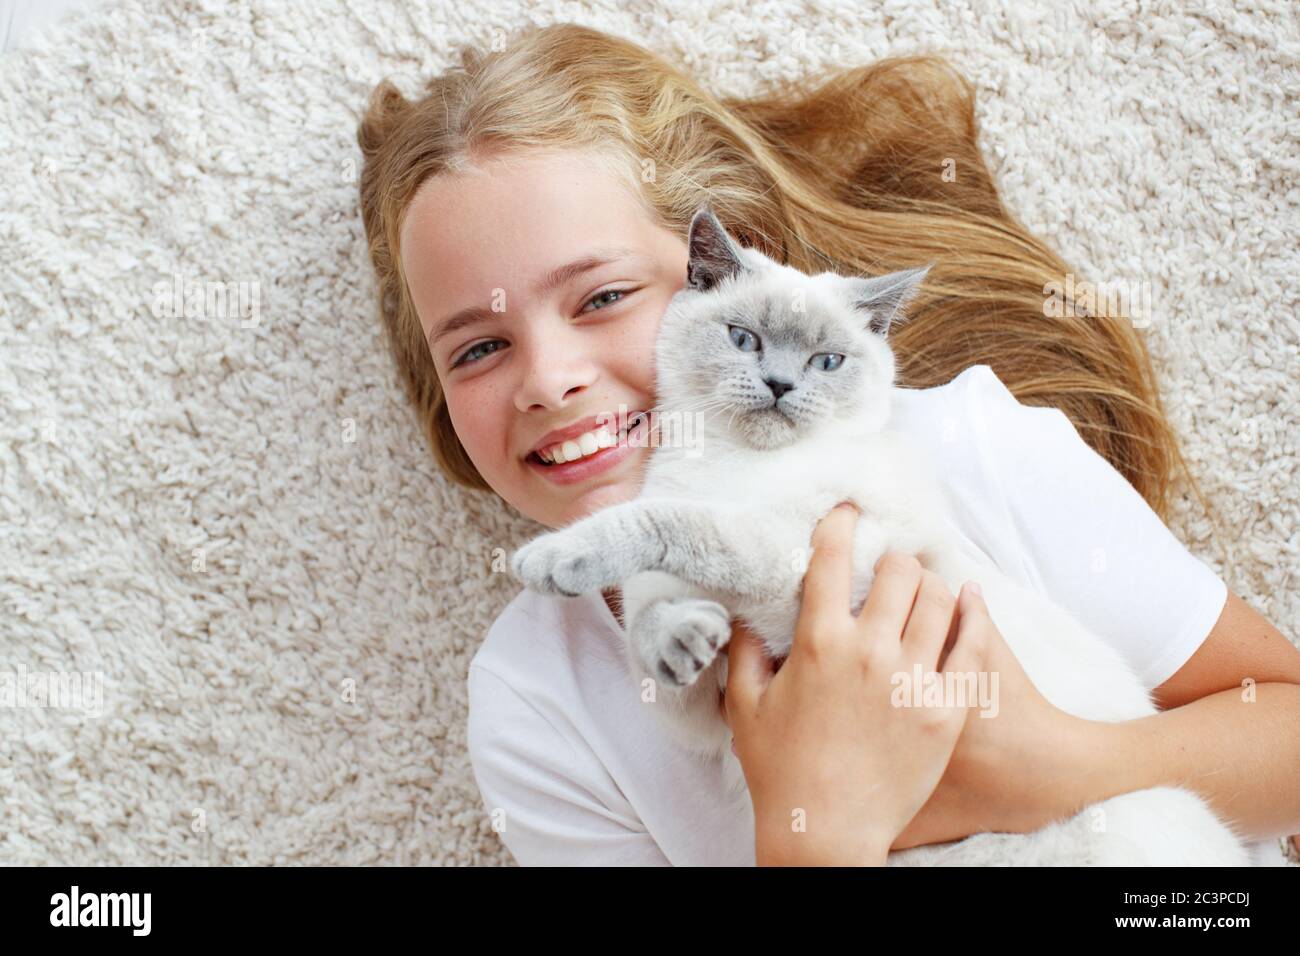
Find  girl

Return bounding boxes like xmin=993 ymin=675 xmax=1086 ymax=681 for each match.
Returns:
xmin=356 ymin=23 xmax=1300 ymax=865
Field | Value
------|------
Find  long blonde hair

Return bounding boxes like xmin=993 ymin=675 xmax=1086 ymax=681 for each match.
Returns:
xmin=357 ymin=22 xmax=1221 ymax=546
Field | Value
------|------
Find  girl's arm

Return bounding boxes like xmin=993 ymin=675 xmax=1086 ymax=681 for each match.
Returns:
xmin=892 ymin=364 xmax=1300 ymax=851
xmin=892 ymin=588 xmax=1300 ymax=849
xmin=1075 ymin=590 xmax=1300 ymax=843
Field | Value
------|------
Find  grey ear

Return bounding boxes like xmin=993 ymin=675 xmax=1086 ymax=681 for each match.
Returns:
xmin=686 ymin=205 xmax=750 ymax=292
xmin=848 ymin=265 xmax=931 ymax=336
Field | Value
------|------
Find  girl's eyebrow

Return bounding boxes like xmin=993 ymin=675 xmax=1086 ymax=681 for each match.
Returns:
xmin=426 ymin=245 xmax=649 ymax=349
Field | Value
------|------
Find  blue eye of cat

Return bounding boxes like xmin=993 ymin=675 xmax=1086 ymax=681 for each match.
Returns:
xmin=728 ymin=325 xmax=760 ymax=352
xmin=810 ymin=352 xmax=845 ymax=372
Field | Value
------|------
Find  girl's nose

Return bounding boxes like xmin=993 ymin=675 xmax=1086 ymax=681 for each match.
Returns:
xmin=513 ymin=323 xmax=599 ymax=413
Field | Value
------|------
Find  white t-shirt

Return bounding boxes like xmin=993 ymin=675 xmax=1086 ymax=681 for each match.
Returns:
xmin=466 ymin=364 xmax=1237 ymax=866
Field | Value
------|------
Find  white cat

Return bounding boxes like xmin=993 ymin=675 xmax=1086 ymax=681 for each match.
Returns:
xmin=512 ymin=206 xmax=1249 ymax=866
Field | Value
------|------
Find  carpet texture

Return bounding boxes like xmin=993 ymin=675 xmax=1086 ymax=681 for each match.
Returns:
xmin=0 ymin=0 xmax=1295 ymax=865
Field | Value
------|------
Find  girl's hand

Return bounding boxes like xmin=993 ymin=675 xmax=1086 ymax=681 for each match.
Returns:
xmin=889 ymin=579 xmax=1093 ymax=849
xmin=722 ymin=502 xmax=990 ymax=866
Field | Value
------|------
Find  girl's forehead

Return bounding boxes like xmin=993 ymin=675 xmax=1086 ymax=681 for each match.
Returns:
xmin=400 ymin=149 xmax=648 ymax=269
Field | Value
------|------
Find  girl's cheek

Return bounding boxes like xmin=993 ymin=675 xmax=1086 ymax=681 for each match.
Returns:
xmin=449 ymin=376 xmax=515 ymax=465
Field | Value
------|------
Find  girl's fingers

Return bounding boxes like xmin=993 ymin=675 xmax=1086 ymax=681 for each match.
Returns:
xmin=796 ymin=502 xmax=860 ymax=635
xmin=938 ymin=583 xmax=991 ymax=677
xmin=899 ymin=570 xmax=959 ymax=665
xmin=855 ymin=551 xmax=924 ymax=639
xmin=723 ymin=616 xmax=773 ymax=721
xmin=935 ymin=598 xmax=962 ymax=670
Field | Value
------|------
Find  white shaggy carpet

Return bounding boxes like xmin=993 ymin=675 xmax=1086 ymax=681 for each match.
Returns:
xmin=0 ymin=0 xmax=1296 ymax=865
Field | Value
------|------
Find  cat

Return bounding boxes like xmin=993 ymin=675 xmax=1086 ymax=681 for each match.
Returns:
xmin=511 ymin=205 xmax=1249 ymax=866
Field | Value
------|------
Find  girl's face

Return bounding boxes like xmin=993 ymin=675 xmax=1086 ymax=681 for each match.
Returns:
xmin=399 ymin=148 xmax=688 ymax=529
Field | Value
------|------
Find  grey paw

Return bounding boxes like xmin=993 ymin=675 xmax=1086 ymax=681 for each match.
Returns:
xmin=511 ymin=532 xmax=615 ymax=597
xmin=647 ymin=599 xmax=731 ymax=688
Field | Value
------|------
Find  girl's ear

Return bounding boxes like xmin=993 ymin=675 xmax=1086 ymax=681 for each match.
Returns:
xmin=847 ymin=265 xmax=931 ymax=336
xmin=686 ymin=205 xmax=750 ymax=292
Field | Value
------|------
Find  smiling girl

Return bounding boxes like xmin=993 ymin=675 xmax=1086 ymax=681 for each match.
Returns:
xmin=357 ymin=23 xmax=1300 ymax=865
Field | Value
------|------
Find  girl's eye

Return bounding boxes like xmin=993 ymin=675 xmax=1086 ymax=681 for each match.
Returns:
xmin=728 ymin=325 xmax=760 ymax=352
xmin=450 ymin=288 xmax=635 ymax=368
xmin=581 ymin=288 xmax=630 ymax=312
xmin=451 ymin=339 xmax=506 ymax=368
xmin=811 ymin=352 xmax=845 ymax=372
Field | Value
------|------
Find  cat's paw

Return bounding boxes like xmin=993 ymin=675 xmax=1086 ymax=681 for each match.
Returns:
xmin=511 ymin=531 xmax=618 ymax=597
xmin=646 ymin=599 xmax=731 ymax=688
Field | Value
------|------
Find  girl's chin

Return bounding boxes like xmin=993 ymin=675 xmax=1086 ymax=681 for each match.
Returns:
xmin=509 ymin=475 xmax=644 ymax=530
xmin=561 ymin=476 xmax=643 ymax=524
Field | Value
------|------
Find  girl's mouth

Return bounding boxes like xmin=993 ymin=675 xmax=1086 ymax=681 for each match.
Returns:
xmin=525 ymin=414 xmax=650 ymax=486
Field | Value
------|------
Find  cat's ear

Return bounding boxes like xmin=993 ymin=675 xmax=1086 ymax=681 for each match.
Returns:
xmin=848 ymin=266 xmax=931 ymax=336
xmin=686 ymin=205 xmax=750 ymax=292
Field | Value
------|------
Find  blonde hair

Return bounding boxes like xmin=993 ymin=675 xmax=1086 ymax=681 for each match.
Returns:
xmin=357 ymin=22 xmax=1221 ymax=547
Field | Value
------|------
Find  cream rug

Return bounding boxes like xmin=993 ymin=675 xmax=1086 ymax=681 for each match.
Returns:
xmin=0 ymin=0 xmax=1295 ymax=865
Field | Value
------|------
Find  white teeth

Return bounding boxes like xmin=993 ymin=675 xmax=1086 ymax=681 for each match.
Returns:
xmin=539 ymin=426 xmax=619 ymax=465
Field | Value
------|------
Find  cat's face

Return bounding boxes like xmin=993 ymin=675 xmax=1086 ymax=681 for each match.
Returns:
xmin=654 ymin=207 xmax=929 ymax=451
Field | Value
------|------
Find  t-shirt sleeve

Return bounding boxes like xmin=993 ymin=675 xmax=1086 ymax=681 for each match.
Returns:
xmin=963 ymin=365 xmax=1228 ymax=690
xmin=466 ymin=664 xmax=671 ymax=866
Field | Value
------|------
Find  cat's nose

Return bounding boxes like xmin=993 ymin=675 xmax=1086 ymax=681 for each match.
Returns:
xmin=764 ymin=377 xmax=795 ymax=400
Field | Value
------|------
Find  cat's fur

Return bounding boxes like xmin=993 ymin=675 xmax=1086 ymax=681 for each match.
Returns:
xmin=511 ymin=206 xmax=1249 ymax=866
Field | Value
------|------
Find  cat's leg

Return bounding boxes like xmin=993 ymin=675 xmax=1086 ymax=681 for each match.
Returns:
xmin=512 ymin=499 xmax=791 ymax=600
xmin=511 ymin=500 xmax=676 ymax=597
xmin=1086 ymin=788 xmax=1250 ymax=866
xmin=623 ymin=592 xmax=734 ymax=762
xmin=620 ymin=572 xmax=748 ymax=795
xmin=887 ymin=814 xmax=1108 ymax=867
xmin=887 ymin=834 xmax=1041 ymax=867
xmin=631 ymin=592 xmax=732 ymax=689
xmin=888 ymin=788 xmax=1249 ymax=867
